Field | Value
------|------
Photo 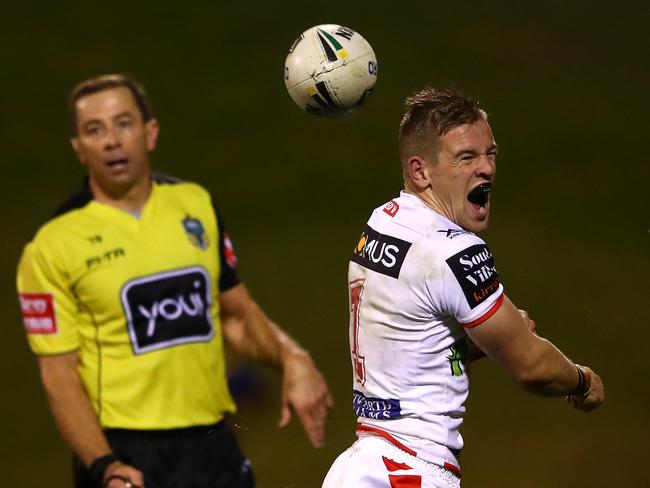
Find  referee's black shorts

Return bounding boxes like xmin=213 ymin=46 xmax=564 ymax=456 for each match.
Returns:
xmin=73 ymin=421 xmax=256 ymax=488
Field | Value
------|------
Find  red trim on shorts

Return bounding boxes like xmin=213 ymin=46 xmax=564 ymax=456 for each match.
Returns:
xmin=443 ymin=462 xmax=462 ymax=477
xmin=382 ymin=456 xmax=413 ymax=472
xmin=461 ymin=293 xmax=504 ymax=328
xmin=388 ymin=474 xmax=422 ymax=488
xmin=357 ymin=424 xmax=463 ymax=478
xmin=356 ymin=424 xmax=417 ymax=456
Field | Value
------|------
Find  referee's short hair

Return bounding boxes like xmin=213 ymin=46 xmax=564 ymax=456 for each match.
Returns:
xmin=69 ymin=74 xmax=153 ymax=134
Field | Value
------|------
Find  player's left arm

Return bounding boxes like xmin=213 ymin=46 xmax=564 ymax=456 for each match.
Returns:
xmin=467 ymin=308 xmax=536 ymax=362
xmin=219 ymin=283 xmax=333 ymax=447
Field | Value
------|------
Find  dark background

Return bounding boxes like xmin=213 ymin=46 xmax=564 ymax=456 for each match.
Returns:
xmin=2 ymin=1 xmax=648 ymax=486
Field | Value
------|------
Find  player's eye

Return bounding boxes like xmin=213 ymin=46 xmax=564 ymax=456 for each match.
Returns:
xmin=117 ymin=118 xmax=133 ymax=128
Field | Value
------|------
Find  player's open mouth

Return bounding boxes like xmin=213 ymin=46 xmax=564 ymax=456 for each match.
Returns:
xmin=467 ymin=183 xmax=491 ymax=207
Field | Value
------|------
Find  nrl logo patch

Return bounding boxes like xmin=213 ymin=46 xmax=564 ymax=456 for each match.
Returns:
xmin=182 ymin=216 xmax=209 ymax=250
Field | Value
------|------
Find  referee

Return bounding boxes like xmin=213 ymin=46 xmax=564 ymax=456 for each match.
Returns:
xmin=16 ymin=74 xmax=333 ymax=488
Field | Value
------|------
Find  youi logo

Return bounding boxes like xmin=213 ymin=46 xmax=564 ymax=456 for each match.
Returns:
xmin=121 ymin=266 xmax=214 ymax=354
xmin=138 ymin=280 xmax=206 ymax=338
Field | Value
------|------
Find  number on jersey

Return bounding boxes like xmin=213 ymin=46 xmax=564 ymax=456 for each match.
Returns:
xmin=350 ymin=279 xmax=366 ymax=385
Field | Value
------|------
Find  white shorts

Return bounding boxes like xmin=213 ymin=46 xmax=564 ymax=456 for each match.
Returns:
xmin=322 ymin=436 xmax=461 ymax=488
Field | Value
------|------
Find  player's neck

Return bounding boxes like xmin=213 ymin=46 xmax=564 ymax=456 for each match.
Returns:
xmin=89 ymin=175 xmax=152 ymax=213
xmin=403 ymin=186 xmax=455 ymax=223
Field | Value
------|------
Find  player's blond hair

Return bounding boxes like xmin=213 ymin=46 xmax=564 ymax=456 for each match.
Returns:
xmin=398 ymin=87 xmax=487 ymax=164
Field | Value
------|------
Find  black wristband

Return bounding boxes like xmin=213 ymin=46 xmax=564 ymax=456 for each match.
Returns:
xmin=89 ymin=454 xmax=118 ymax=487
xmin=571 ymin=365 xmax=588 ymax=396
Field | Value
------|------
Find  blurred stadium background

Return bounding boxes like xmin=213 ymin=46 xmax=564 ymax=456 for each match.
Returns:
xmin=1 ymin=1 xmax=648 ymax=486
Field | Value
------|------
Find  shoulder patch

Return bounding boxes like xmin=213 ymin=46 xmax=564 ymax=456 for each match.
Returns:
xmin=350 ymin=225 xmax=411 ymax=279
xmin=19 ymin=293 xmax=58 ymax=335
xmin=445 ymin=244 xmax=500 ymax=308
xmin=382 ymin=200 xmax=399 ymax=217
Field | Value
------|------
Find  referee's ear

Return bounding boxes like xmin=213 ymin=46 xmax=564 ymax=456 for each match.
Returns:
xmin=145 ymin=118 xmax=160 ymax=153
xmin=70 ymin=136 xmax=87 ymax=164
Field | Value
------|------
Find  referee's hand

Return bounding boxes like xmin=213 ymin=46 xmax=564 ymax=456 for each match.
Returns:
xmin=278 ymin=350 xmax=334 ymax=448
xmin=103 ymin=461 xmax=145 ymax=488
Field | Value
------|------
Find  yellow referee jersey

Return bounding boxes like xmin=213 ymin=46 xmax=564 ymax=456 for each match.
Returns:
xmin=16 ymin=175 xmax=237 ymax=429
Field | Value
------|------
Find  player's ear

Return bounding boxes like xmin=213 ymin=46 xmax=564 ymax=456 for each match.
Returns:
xmin=405 ymin=156 xmax=432 ymax=190
xmin=70 ymin=137 xmax=87 ymax=165
xmin=145 ymin=118 xmax=160 ymax=152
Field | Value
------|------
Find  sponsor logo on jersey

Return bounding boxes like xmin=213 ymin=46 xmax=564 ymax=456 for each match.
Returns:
xmin=121 ymin=266 xmax=214 ymax=354
xmin=382 ymin=200 xmax=399 ymax=217
xmin=446 ymin=244 xmax=500 ymax=309
xmin=437 ymin=228 xmax=471 ymax=240
xmin=19 ymin=292 xmax=57 ymax=335
xmin=447 ymin=338 xmax=469 ymax=376
xmin=183 ymin=216 xmax=209 ymax=250
xmin=353 ymin=390 xmax=401 ymax=420
xmin=86 ymin=247 xmax=126 ymax=269
xmin=350 ymin=225 xmax=411 ymax=279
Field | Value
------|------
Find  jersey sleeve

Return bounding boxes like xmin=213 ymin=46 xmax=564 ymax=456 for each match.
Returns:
xmin=16 ymin=239 xmax=81 ymax=354
xmin=210 ymin=200 xmax=240 ymax=292
xmin=433 ymin=235 xmax=504 ymax=327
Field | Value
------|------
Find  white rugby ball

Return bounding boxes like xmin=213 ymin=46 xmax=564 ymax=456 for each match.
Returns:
xmin=284 ymin=24 xmax=378 ymax=116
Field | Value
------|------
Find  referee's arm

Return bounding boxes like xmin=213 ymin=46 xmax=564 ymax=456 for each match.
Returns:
xmin=219 ymin=283 xmax=334 ymax=447
xmin=38 ymin=352 xmax=145 ymax=487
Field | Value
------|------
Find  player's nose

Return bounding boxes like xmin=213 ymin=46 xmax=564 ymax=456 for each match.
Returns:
xmin=476 ymin=154 xmax=495 ymax=179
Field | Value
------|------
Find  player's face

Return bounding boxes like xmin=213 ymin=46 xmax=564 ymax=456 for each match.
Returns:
xmin=427 ymin=118 xmax=497 ymax=233
xmin=71 ymin=87 xmax=158 ymax=198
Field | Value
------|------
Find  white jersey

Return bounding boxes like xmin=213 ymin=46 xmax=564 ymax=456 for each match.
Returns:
xmin=348 ymin=191 xmax=504 ymax=472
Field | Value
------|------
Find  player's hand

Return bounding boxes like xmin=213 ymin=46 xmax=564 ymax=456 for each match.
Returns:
xmin=518 ymin=309 xmax=537 ymax=335
xmin=566 ymin=364 xmax=604 ymax=412
xmin=278 ymin=350 xmax=334 ymax=448
xmin=103 ymin=461 xmax=145 ymax=488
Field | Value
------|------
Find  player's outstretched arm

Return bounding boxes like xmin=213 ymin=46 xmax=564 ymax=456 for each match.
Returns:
xmin=466 ymin=294 xmax=604 ymax=410
xmin=467 ymin=308 xmax=537 ymax=362
xmin=220 ymin=283 xmax=334 ymax=447
xmin=37 ymin=353 xmax=145 ymax=487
